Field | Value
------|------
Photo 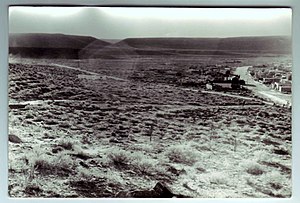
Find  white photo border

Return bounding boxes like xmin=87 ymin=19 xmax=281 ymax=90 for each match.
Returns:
xmin=1 ymin=0 xmax=299 ymax=203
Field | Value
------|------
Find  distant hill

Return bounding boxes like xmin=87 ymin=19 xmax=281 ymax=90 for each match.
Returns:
xmin=9 ymin=34 xmax=292 ymax=59
xmin=87 ymin=36 xmax=291 ymax=58
xmin=9 ymin=33 xmax=111 ymax=59
xmin=114 ymin=36 xmax=291 ymax=54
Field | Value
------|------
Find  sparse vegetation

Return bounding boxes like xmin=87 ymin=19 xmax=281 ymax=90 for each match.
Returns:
xmin=242 ymin=160 xmax=265 ymax=176
xmin=164 ymin=143 xmax=200 ymax=165
xmin=263 ymin=171 xmax=286 ymax=190
xmin=8 ymin=55 xmax=292 ymax=198
xmin=26 ymin=150 xmax=75 ymax=177
xmin=58 ymin=139 xmax=74 ymax=150
xmin=107 ymin=148 xmax=132 ymax=168
xmin=106 ymin=148 xmax=164 ymax=175
xmin=24 ymin=182 xmax=43 ymax=196
xmin=208 ymin=171 xmax=229 ymax=185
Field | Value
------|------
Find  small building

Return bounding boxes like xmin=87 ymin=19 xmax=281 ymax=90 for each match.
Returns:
xmin=263 ymin=78 xmax=281 ymax=84
xmin=279 ymin=85 xmax=292 ymax=93
xmin=205 ymin=82 xmax=233 ymax=90
xmin=272 ymin=81 xmax=292 ymax=90
xmin=206 ymin=83 xmax=213 ymax=90
xmin=283 ymin=80 xmax=292 ymax=86
xmin=272 ymin=82 xmax=281 ymax=90
xmin=214 ymin=83 xmax=232 ymax=89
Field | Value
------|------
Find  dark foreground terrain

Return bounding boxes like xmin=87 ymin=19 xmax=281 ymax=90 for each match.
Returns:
xmin=8 ymin=55 xmax=292 ymax=198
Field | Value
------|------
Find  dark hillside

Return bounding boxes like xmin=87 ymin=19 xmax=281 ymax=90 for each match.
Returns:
xmin=115 ymin=36 xmax=291 ymax=54
xmin=9 ymin=34 xmax=291 ymax=59
xmin=9 ymin=33 xmax=111 ymax=59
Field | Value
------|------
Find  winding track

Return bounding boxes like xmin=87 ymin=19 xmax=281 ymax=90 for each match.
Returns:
xmin=51 ymin=63 xmax=129 ymax=82
xmin=234 ymin=66 xmax=292 ymax=105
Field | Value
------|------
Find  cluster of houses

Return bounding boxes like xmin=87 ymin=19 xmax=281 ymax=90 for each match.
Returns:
xmin=252 ymin=67 xmax=292 ymax=94
xmin=269 ymin=76 xmax=292 ymax=93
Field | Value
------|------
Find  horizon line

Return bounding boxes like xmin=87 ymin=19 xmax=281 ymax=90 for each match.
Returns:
xmin=9 ymin=32 xmax=292 ymax=40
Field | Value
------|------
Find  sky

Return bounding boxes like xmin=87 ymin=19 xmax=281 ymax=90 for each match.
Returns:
xmin=9 ymin=7 xmax=292 ymax=39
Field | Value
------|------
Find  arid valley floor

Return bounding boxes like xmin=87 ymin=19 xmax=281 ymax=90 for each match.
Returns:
xmin=8 ymin=54 xmax=292 ymax=198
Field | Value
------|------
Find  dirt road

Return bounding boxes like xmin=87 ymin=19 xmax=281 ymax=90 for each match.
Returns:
xmin=234 ymin=66 xmax=292 ymax=106
xmin=51 ymin=63 xmax=129 ymax=82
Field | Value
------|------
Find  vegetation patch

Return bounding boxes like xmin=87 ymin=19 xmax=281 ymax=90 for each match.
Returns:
xmin=208 ymin=171 xmax=229 ymax=185
xmin=164 ymin=143 xmax=200 ymax=165
xmin=241 ymin=160 xmax=265 ymax=176
xmin=58 ymin=139 xmax=74 ymax=150
xmin=106 ymin=148 xmax=165 ymax=176
xmin=28 ymin=152 xmax=75 ymax=177
xmin=8 ymin=58 xmax=292 ymax=197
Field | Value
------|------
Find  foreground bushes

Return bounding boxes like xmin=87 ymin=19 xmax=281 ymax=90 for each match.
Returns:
xmin=164 ymin=143 xmax=200 ymax=165
xmin=106 ymin=148 xmax=164 ymax=175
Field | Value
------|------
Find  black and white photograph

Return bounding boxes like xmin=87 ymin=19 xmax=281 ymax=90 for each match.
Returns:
xmin=8 ymin=6 xmax=292 ymax=198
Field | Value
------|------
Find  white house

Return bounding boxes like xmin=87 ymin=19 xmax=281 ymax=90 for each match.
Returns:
xmin=206 ymin=83 xmax=213 ymax=90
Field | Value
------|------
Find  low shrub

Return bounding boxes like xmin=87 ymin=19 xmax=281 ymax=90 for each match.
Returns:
xmin=242 ymin=160 xmax=265 ymax=176
xmin=24 ymin=182 xmax=43 ymax=196
xmin=58 ymin=139 xmax=74 ymax=150
xmin=55 ymin=153 xmax=75 ymax=170
xmin=107 ymin=149 xmax=132 ymax=169
xmin=208 ymin=171 xmax=229 ymax=185
xmin=253 ymin=150 xmax=270 ymax=162
xmin=194 ymin=161 xmax=206 ymax=173
xmin=106 ymin=148 xmax=164 ymax=175
xmin=263 ymin=171 xmax=287 ymax=190
xmin=130 ymin=153 xmax=163 ymax=175
xmin=30 ymin=152 xmax=75 ymax=176
xmin=164 ymin=143 xmax=200 ymax=165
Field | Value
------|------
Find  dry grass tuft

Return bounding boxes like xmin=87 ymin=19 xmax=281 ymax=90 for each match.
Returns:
xmin=241 ymin=160 xmax=265 ymax=176
xmin=164 ymin=143 xmax=200 ymax=165
xmin=262 ymin=171 xmax=287 ymax=190
xmin=208 ymin=171 xmax=229 ymax=185
xmin=107 ymin=148 xmax=132 ymax=168
xmin=106 ymin=148 xmax=164 ymax=175
xmin=58 ymin=139 xmax=74 ymax=150
xmin=27 ymin=150 xmax=75 ymax=176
